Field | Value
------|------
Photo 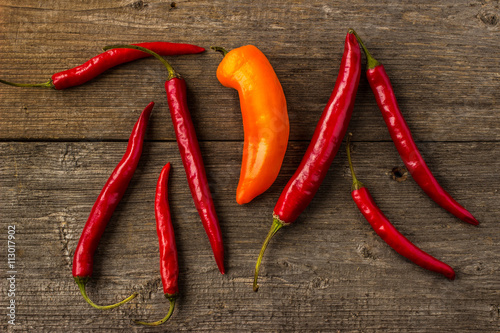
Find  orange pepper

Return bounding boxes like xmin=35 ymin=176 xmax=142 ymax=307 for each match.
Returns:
xmin=214 ymin=45 xmax=289 ymax=204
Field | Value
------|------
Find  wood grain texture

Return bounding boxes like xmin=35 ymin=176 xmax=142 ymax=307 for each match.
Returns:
xmin=1 ymin=141 xmax=499 ymax=332
xmin=0 ymin=0 xmax=499 ymax=142
xmin=0 ymin=0 xmax=499 ymax=332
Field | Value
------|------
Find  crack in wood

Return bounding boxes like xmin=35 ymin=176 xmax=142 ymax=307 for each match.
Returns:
xmin=130 ymin=0 xmax=148 ymax=10
xmin=357 ymin=243 xmax=377 ymax=260
xmin=136 ymin=277 xmax=162 ymax=300
xmin=56 ymin=211 xmax=74 ymax=270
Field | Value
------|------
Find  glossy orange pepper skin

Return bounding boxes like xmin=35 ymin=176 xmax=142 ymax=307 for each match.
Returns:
xmin=216 ymin=45 xmax=289 ymax=204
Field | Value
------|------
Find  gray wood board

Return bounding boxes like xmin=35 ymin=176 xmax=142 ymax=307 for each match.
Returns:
xmin=0 ymin=0 xmax=498 ymax=142
xmin=0 ymin=0 xmax=499 ymax=332
xmin=1 ymin=141 xmax=499 ymax=332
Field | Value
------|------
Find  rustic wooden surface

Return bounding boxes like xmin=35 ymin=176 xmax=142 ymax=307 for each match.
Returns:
xmin=1 ymin=0 xmax=499 ymax=332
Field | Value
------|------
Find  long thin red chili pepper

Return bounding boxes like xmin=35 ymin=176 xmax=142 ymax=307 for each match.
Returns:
xmin=0 ymin=42 xmax=204 ymax=89
xmin=103 ymin=44 xmax=225 ymax=274
xmin=346 ymin=134 xmax=455 ymax=280
xmin=253 ymin=29 xmax=361 ymax=291
xmin=72 ymin=101 xmax=154 ymax=309
xmin=352 ymin=31 xmax=478 ymax=226
xmin=135 ymin=163 xmax=178 ymax=326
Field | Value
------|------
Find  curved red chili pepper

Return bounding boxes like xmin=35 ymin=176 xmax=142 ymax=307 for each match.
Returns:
xmin=165 ymin=77 xmax=225 ymax=274
xmin=102 ymin=44 xmax=225 ymax=274
xmin=352 ymin=31 xmax=478 ymax=226
xmin=155 ymin=163 xmax=179 ymax=297
xmin=0 ymin=42 xmax=204 ymax=89
xmin=72 ymin=101 xmax=154 ymax=309
xmin=135 ymin=163 xmax=178 ymax=326
xmin=347 ymin=134 xmax=455 ymax=280
xmin=253 ymin=29 xmax=361 ymax=291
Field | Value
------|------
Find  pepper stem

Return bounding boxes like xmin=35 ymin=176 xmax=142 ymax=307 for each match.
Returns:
xmin=0 ymin=79 xmax=53 ymax=88
xmin=253 ymin=217 xmax=284 ymax=292
xmin=348 ymin=29 xmax=381 ymax=70
xmin=211 ymin=46 xmax=229 ymax=57
xmin=102 ymin=44 xmax=178 ymax=80
xmin=346 ymin=133 xmax=364 ymax=191
xmin=74 ymin=276 xmax=138 ymax=310
xmin=134 ymin=296 xmax=176 ymax=326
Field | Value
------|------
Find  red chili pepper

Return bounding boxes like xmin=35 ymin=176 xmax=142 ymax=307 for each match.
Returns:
xmin=72 ymin=101 xmax=154 ymax=309
xmin=352 ymin=31 xmax=478 ymax=226
xmin=0 ymin=42 xmax=204 ymax=89
xmin=253 ymin=29 xmax=361 ymax=291
xmin=135 ymin=163 xmax=178 ymax=326
xmin=102 ymin=44 xmax=225 ymax=274
xmin=346 ymin=134 xmax=455 ymax=280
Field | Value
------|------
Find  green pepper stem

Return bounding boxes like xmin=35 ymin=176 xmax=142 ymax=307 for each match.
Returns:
xmin=253 ymin=217 xmax=284 ymax=292
xmin=348 ymin=28 xmax=381 ymax=70
xmin=0 ymin=79 xmax=53 ymax=88
xmin=211 ymin=46 xmax=229 ymax=57
xmin=102 ymin=44 xmax=178 ymax=80
xmin=134 ymin=296 xmax=176 ymax=326
xmin=74 ymin=276 xmax=137 ymax=310
xmin=346 ymin=133 xmax=364 ymax=191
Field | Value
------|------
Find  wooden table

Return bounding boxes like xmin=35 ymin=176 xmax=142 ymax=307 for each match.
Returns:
xmin=1 ymin=1 xmax=499 ymax=332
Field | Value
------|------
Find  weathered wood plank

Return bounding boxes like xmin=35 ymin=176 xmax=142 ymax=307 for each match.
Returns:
xmin=1 ymin=0 xmax=499 ymax=332
xmin=1 ymin=141 xmax=498 ymax=332
xmin=0 ymin=0 xmax=498 ymax=141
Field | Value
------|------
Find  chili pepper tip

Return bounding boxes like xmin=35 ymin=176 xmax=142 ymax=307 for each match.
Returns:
xmin=216 ymin=258 xmax=226 ymax=275
xmin=462 ymin=215 xmax=479 ymax=226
